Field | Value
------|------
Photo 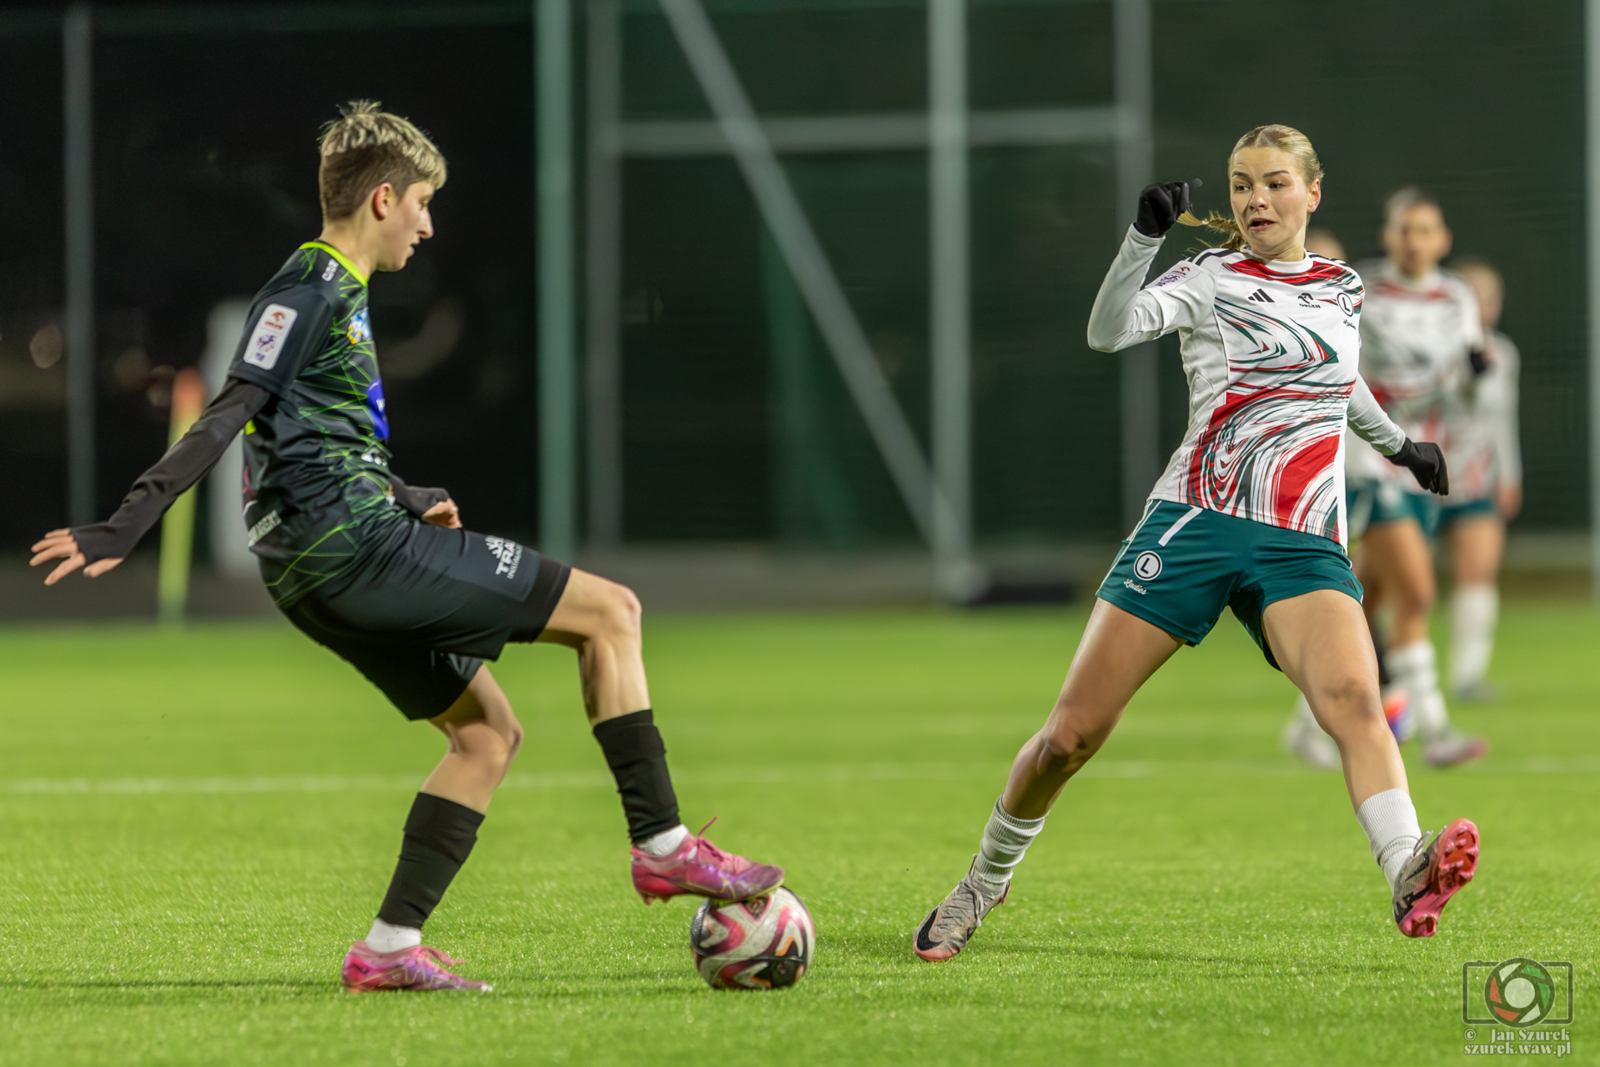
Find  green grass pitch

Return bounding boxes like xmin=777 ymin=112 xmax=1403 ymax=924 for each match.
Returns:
xmin=0 ymin=603 xmax=1595 ymax=1065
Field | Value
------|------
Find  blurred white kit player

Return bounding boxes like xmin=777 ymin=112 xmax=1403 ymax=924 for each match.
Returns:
xmin=1343 ymin=256 xmax=1483 ymax=504
xmin=1286 ymin=190 xmax=1488 ymax=769
xmin=1439 ymin=259 xmax=1521 ymax=700
xmin=1439 ymin=327 xmax=1519 ymax=503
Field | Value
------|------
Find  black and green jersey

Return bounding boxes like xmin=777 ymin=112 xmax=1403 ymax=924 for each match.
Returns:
xmin=229 ymin=241 xmax=407 ymax=606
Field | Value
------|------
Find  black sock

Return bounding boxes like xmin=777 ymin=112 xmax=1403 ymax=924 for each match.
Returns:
xmin=376 ymin=793 xmax=485 ymax=930
xmin=592 ymin=709 xmax=681 ymax=843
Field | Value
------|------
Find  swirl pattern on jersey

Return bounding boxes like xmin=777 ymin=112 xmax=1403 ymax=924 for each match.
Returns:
xmin=1149 ymin=251 xmax=1366 ymax=543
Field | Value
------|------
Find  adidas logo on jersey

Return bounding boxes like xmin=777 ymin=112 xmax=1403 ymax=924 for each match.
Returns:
xmin=1247 ymin=289 xmax=1274 ymax=303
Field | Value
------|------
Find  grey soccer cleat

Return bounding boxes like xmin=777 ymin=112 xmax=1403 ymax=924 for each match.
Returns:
xmin=912 ymin=859 xmax=1009 ymax=962
xmin=1421 ymin=730 xmax=1489 ymax=768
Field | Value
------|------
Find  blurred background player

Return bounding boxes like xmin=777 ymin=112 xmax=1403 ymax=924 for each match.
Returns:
xmin=1285 ymin=189 xmax=1488 ymax=769
xmin=30 ymin=102 xmax=782 ymax=993
xmin=1283 ymin=228 xmax=1410 ymax=764
xmin=912 ymin=127 xmax=1478 ymax=965
xmin=1440 ymin=258 xmax=1521 ymax=701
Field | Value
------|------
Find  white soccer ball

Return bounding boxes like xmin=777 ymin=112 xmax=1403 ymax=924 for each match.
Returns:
xmin=689 ymin=887 xmax=815 ymax=990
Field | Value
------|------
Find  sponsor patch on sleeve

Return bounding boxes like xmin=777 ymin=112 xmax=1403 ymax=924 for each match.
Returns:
xmin=1149 ymin=262 xmax=1198 ymax=290
xmin=243 ymin=303 xmax=299 ymax=371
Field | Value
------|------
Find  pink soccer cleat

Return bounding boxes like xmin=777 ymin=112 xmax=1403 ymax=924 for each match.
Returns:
xmin=1393 ymin=818 xmax=1480 ymax=938
xmin=631 ymin=819 xmax=785 ymax=904
xmin=340 ymin=940 xmax=493 ymax=992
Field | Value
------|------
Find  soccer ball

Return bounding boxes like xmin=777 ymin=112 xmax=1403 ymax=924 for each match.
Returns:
xmin=689 ymin=887 xmax=815 ymax=990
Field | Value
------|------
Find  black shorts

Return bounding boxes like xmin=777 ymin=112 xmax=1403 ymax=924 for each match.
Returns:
xmin=280 ymin=522 xmax=570 ymax=721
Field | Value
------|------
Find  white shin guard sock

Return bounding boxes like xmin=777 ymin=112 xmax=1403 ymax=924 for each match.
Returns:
xmin=636 ymin=824 xmax=690 ymax=857
xmin=1450 ymin=584 xmax=1499 ymax=691
xmin=1355 ymin=789 xmax=1422 ymax=892
xmin=366 ymin=917 xmax=423 ymax=954
xmin=1387 ymin=640 xmax=1450 ymax=740
xmin=972 ymin=798 xmax=1046 ymax=887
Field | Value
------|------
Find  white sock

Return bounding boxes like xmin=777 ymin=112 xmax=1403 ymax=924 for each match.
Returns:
xmin=1387 ymin=640 xmax=1450 ymax=740
xmin=972 ymin=798 xmax=1047 ymax=887
xmin=636 ymin=824 xmax=689 ymax=857
xmin=366 ymin=917 xmax=422 ymax=954
xmin=1355 ymin=789 xmax=1422 ymax=892
xmin=1450 ymin=584 xmax=1498 ymax=691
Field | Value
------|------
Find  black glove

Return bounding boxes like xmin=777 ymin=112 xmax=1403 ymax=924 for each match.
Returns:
xmin=1386 ymin=438 xmax=1449 ymax=496
xmin=389 ymin=473 xmax=452 ymax=518
xmin=1468 ymin=347 xmax=1490 ymax=377
xmin=1133 ymin=179 xmax=1200 ymax=238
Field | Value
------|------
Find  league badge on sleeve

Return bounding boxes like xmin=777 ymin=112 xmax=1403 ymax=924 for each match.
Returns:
xmin=1151 ymin=262 xmax=1197 ymax=289
xmin=347 ymin=308 xmax=372 ymax=345
xmin=244 ymin=303 xmax=299 ymax=370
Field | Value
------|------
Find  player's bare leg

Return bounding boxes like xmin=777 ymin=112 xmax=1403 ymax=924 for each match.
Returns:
xmin=914 ymin=602 xmax=1180 ymax=961
xmin=1361 ymin=520 xmax=1434 ymax=648
xmin=536 ymin=567 xmax=651 ymax=726
xmin=346 ymin=668 xmax=514 ymax=992
xmin=1362 ymin=520 xmax=1485 ymax=766
xmin=1264 ymin=589 xmax=1478 ymax=937
xmin=1446 ymin=515 xmax=1505 ymax=701
xmin=538 ymin=569 xmax=783 ymax=904
xmin=421 ymin=667 xmax=524 ymax=812
xmin=1284 ymin=543 xmax=1398 ymax=767
xmin=1000 ymin=602 xmax=1182 ymax=819
xmin=1264 ymin=590 xmax=1405 ymax=806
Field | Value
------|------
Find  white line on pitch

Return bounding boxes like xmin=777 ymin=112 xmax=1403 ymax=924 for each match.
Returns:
xmin=1 ymin=755 xmax=1595 ymax=797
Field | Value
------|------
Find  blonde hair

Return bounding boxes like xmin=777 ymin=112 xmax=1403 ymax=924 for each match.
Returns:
xmin=1183 ymin=124 xmax=1325 ymax=251
xmin=317 ymin=100 xmax=447 ymax=221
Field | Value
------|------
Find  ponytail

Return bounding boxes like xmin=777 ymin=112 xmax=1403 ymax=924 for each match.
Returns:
xmin=1178 ymin=210 xmax=1247 ymax=252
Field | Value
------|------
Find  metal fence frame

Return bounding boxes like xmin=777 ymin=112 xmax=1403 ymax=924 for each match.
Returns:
xmin=10 ymin=0 xmax=1597 ymax=594
xmin=582 ymin=0 xmax=1156 ymax=596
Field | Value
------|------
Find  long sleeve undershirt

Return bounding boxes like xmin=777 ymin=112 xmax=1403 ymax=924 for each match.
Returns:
xmin=72 ymin=379 xmax=270 ymax=564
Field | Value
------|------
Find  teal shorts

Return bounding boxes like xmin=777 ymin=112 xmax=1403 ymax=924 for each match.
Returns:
xmin=1096 ymin=500 xmax=1363 ymax=671
xmin=1439 ymin=496 xmax=1497 ymax=527
xmin=1346 ymin=479 xmax=1440 ymax=539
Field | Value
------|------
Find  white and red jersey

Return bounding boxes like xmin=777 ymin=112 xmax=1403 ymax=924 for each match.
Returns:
xmin=1345 ymin=260 xmax=1482 ymax=487
xmin=1088 ymin=226 xmax=1405 ymax=548
xmin=1441 ymin=328 xmax=1521 ymax=501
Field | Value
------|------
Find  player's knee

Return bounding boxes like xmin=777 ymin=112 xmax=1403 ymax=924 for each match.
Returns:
xmin=473 ymin=726 xmax=517 ymax=778
xmin=1313 ymin=674 xmax=1383 ymax=733
xmin=500 ymin=718 xmax=525 ymax=763
xmin=1040 ymin=721 xmax=1097 ymax=766
xmin=597 ymin=582 xmax=643 ymax=645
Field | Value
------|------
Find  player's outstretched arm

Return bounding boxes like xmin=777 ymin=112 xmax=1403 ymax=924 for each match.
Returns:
xmin=30 ymin=378 xmax=270 ymax=585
